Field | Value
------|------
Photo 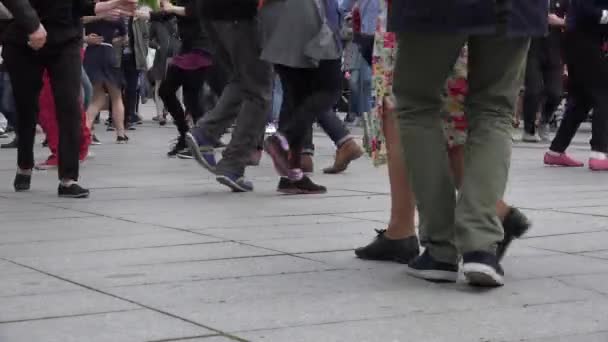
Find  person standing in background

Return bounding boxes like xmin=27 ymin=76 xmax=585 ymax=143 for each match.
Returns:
xmin=1 ymin=0 xmax=137 ymax=198
xmin=521 ymin=0 xmax=568 ymax=142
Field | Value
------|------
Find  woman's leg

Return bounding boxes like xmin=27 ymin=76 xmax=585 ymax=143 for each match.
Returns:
xmin=105 ymin=84 xmax=126 ymax=138
xmin=86 ymin=83 xmax=109 ymax=129
xmin=181 ymin=67 xmax=207 ymax=123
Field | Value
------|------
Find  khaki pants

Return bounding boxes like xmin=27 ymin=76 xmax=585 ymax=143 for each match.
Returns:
xmin=392 ymin=32 xmax=530 ymax=264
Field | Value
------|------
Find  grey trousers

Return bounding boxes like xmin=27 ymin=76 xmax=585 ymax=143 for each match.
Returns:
xmin=198 ymin=19 xmax=273 ymax=175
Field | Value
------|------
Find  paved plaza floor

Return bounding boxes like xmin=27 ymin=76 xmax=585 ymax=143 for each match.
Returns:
xmin=1 ymin=114 xmax=607 ymax=342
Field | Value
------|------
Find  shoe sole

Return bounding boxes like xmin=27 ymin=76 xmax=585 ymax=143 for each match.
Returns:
xmin=405 ymin=267 xmax=458 ymax=283
xmin=59 ymin=192 xmax=90 ymax=199
xmin=185 ymin=133 xmax=216 ymax=174
xmin=263 ymin=139 xmax=289 ymax=177
xmin=35 ymin=165 xmax=58 ymax=171
xmin=544 ymin=162 xmax=584 ymax=168
xmin=277 ymin=188 xmax=327 ymax=195
xmin=463 ymin=263 xmax=504 ymax=287
xmin=216 ymin=176 xmax=252 ymax=193
xmin=177 ymin=154 xmax=194 ymax=160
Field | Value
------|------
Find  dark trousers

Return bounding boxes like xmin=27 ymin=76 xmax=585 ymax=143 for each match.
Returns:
xmin=302 ymin=110 xmax=351 ymax=154
xmin=159 ymin=65 xmax=207 ymax=136
xmin=276 ymin=59 xmax=342 ymax=168
xmin=550 ymin=31 xmax=608 ymax=154
xmin=3 ymin=42 xmax=82 ymax=180
xmin=122 ymin=54 xmax=140 ymax=125
xmin=522 ymin=41 xmax=563 ymax=134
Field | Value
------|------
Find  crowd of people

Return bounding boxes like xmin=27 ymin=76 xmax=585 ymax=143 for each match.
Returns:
xmin=0 ymin=0 xmax=606 ymax=288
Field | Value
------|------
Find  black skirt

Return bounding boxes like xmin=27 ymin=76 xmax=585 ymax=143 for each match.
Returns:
xmin=84 ymin=45 xmax=125 ymax=88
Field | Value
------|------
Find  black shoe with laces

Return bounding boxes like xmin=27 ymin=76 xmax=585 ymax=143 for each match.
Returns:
xmin=14 ymin=173 xmax=31 ymax=192
xmin=405 ymin=250 xmax=459 ymax=283
xmin=116 ymin=135 xmax=129 ymax=144
xmin=277 ymin=176 xmax=327 ymax=195
xmin=462 ymin=251 xmax=505 ymax=287
xmin=355 ymin=230 xmax=420 ymax=264
xmin=497 ymin=208 xmax=531 ymax=261
xmin=58 ymin=183 xmax=90 ymax=198
xmin=168 ymin=137 xmax=187 ymax=158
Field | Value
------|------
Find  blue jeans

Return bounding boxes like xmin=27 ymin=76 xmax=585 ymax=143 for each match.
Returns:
xmin=269 ymin=74 xmax=283 ymax=123
xmin=0 ymin=71 xmax=16 ymax=127
xmin=348 ymin=55 xmax=372 ymax=116
xmin=303 ymin=109 xmax=352 ymax=155
xmin=81 ymin=66 xmax=93 ymax=110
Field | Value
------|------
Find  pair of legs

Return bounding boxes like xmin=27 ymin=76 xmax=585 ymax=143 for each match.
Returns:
xmin=122 ymin=54 xmax=141 ymax=126
xmin=187 ymin=19 xmax=272 ymax=192
xmin=3 ymin=41 xmax=88 ymax=196
xmin=522 ymin=39 xmax=563 ymax=139
xmin=160 ymin=64 xmax=207 ymax=143
xmin=86 ymin=82 xmax=126 ymax=140
xmin=546 ymin=30 xmax=608 ymax=169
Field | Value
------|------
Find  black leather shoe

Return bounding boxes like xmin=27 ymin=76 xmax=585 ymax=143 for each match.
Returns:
xmin=14 ymin=173 xmax=31 ymax=192
xmin=497 ymin=208 xmax=531 ymax=261
xmin=355 ymin=230 xmax=420 ymax=264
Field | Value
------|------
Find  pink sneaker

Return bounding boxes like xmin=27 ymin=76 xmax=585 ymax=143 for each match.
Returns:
xmin=589 ymin=158 xmax=608 ymax=171
xmin=544 ymin=152 xmax=584 ymax=167
xmin=35 ymin=155 xmax=59 ymax=170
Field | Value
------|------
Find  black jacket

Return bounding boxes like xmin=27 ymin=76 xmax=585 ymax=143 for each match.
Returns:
xmin=1 ymin=0 xmax=95 ymax=47
xmin=199 ymin=0 xmax=258 ymax=21
xmin=151 ymin=0 xmax=211 ymax=53
xmin=568 ymin=0 xmax=608 ymax=35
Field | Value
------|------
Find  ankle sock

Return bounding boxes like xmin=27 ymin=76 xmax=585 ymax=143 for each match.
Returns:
xmin=590 ymin=151 xmax=608 ymax=160
xmin=288 ymin=168 xmax=303 ymax=181
xmin=60 ymin=179 xmax=77 ymax=187
xmin=17 ymin=168 xmax=32 ymax=176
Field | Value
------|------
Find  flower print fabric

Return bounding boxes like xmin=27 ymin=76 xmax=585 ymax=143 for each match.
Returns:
xmin=365 ymin=0 xmax=469 ymax=166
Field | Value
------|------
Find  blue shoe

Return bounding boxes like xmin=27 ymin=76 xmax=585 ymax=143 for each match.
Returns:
xmin=185 ymin=132 xmax=216 ymax=173
xmin=405 ymin=250 xmax=459 ymax=283
xmin=216 ymin=172 xmax=254 ymax=193
xmin=462 ymin=251 xmax=505 ymax=287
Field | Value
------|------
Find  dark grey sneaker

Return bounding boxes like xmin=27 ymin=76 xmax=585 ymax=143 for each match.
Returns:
xmin=14 ymin=173 xmax=31 ymax=192
xmin=497 ymin=207 xmax=531 ymax=261
xmin=58 ymin=183 xmax=90 ymax=199
xmin=355 ymin=230 xmax=420 ymax=264
xmin=462 ymin=251 xmax=505 ymax=287
xmin=405 ymin=250 xmax=459 ymax=283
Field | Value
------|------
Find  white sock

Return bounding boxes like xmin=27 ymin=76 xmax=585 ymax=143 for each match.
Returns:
xmin=17 ymin=168 xmax=32 ymax=176
xmin=590 ymin=151 xmax=608 ymax=160
xmin=60 ymin=179 xmax=77 ymax=187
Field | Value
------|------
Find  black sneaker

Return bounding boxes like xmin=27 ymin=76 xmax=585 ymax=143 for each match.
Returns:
xmin=405 ymin=250 xmax=459 ymax=283
xmin=91 ymin=134 xmax=101 ymax=145
xmin=176 ymin=150 xmax=194 ymax=159
xmin=116 ymin=135 xmax=129 ymax=144
xmin=277 ymin=176 xmax=327 ymax=195
xmin=168 ymin=137 xmax=187 ymax=158
xmin=14 ymin=173 xmax=31 ymax=192
xmin=355 ymin=230 xmax=420 ymax=264
xmin=497 ymin=208 xmax=531 ymax=261
xmin=58 ymin=183 xmax=90 ymax=198
xmin=462 ymin=251 xmax=505 ymax=287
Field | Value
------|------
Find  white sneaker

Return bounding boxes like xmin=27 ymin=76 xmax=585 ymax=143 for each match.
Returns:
xmin=537 ymin=124 xmax=551 ymax=142
xmin=522 ymin=132 xmax=541 ymax=143
xmin=265 ymin=123 xmax=277 ymax=135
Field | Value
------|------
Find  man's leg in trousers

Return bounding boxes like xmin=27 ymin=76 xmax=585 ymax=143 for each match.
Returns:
xmin=182 ymin=67 xmax=207 ymax=122
xmin=393 ymin=32 xmax=466 ymax=264
xmin=160 ymin=66 xmax=189 ymax=135
xmin=4 ymin=46 xmax=44 ymax=171
xmin=317 ymin=110 xmax=352 ymax=147
xmin=213 ymin=20 xmax=272 ymax=175
xmin=197 ymin=22 xmax=244 ymax=141
xmin=46 ymin=43 xmax=83 ymax=181
xmin=522 ymin=49 xmax=542 ymax=135
xmin=541 ymin=64 xmax=563 ymax=123
xmin=455 ymin=36 xmax=530 ymax=254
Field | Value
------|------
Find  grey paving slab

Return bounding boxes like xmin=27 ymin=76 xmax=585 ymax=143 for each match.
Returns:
xmin=503 ymin=253 xmax=608 ymax=280
xmin=238 ymin=235 xmax=371 ymax=254
xmin=0 ymin=272 xmax=81 ymax=297
xmin=65 ymin=254 xmax=332 ymax=288
xmin=12 ymin=242 xmax=273 ymax=273
xmin=0 ymin=260 xmax=35 ymax=276
xmin=522 ymin=231 xmax=608 ymax=253
xmin=170 ymin=337 xmax=239 ymax=342
xmin=521 ymin=332 xmax=608 ymax=342
xmin=0 ymin=309 xmax=214 ymax=342
xmin=238 ymin=299 xmax=608 ymax=342
xmin=0 ymin=231 xmax=220 ymax=258
xmin=0 ymin=290 xmax=137 ymax=323
xmin=556 ymin=273 xmax=608 ymax=296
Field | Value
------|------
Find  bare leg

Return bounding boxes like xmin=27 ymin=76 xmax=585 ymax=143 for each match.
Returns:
xmin=382 ymin=97 xmax=417 ymax=240
xmin=106 ymin=84 xmax=126 ymax=138
xmin=86 ymin=83 xmax=108 ymax=130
